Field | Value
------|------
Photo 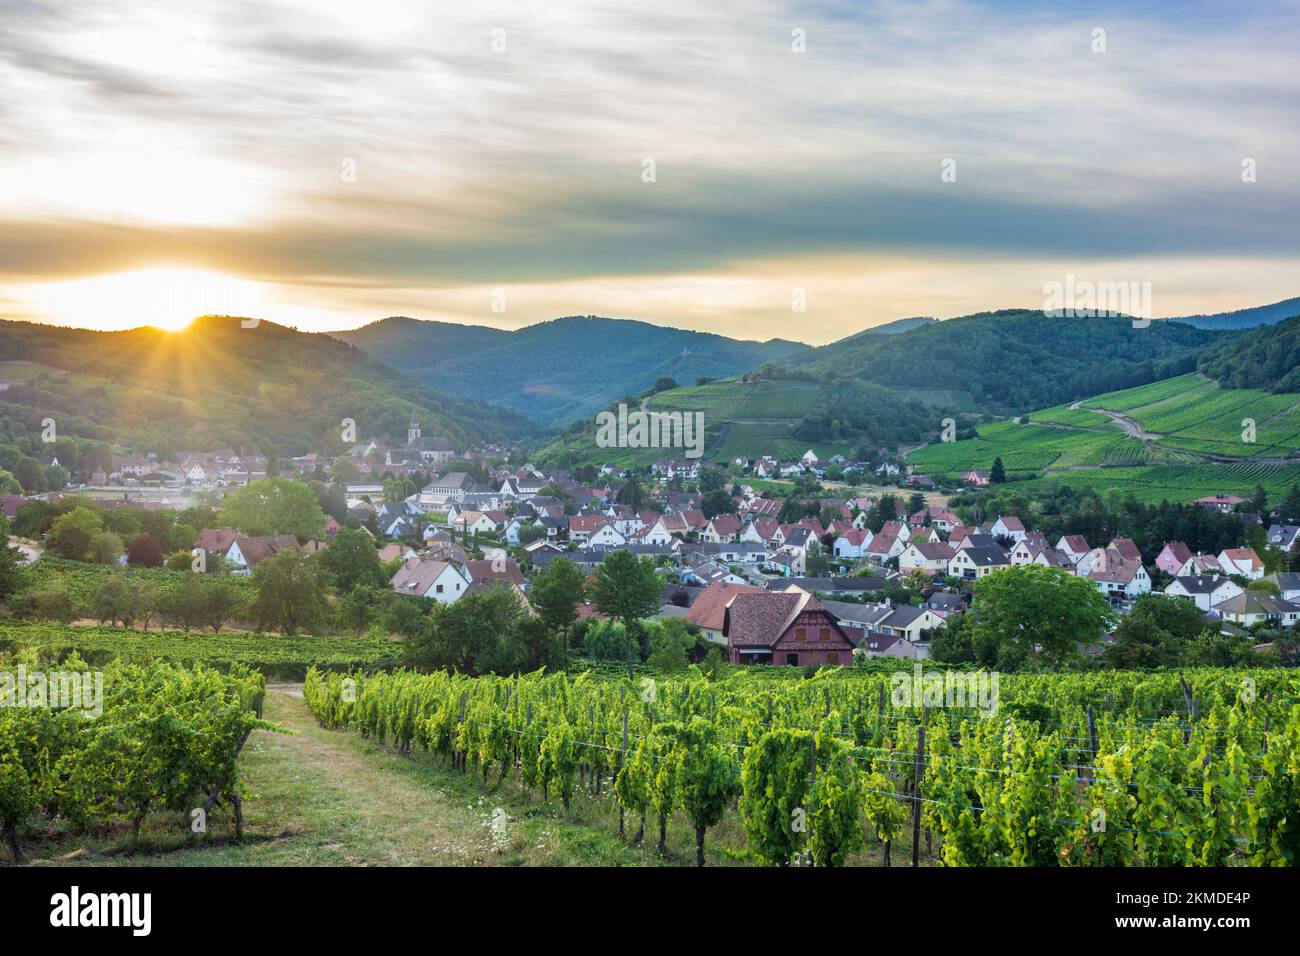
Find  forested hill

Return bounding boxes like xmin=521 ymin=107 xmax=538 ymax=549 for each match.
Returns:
xmin=794 ymin=310 xmax=1219 ymax=414
xmin=0 ymin=316 xmax=536 ymax=457
xmin=1197 ymin=314 xmax=1300 ymax=393
xmin=1168 ymin=297 xmax=1300 ymax=331
xmin=336 ymin=314 xmax=812 ymax=427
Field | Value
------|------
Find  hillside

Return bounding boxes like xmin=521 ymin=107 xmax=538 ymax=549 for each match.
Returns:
xmin=906 ymin=371 xmax=1300 ymax=504
xmin=336 ymin=315 xmax=812 ymax=427
xmin=0 ymin=317 xmax=537 ymax=459
xmin=1197 ymin=314 xmax=1300 ymax=392
xmin=793 ymin=310 xmax=1219 ymax=413
xmin=1167 ymin=297 xmax=1300 ymax=331
xmin=534 ymin=372 xmax=951 ymax=469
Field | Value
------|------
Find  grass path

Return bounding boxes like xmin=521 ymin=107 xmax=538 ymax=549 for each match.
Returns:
xmin=15 ymin=689 xmax=683 ymax=867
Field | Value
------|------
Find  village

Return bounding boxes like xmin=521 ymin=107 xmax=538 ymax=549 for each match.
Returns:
xmin=13 ymin=402 xmax=1296 ymax=672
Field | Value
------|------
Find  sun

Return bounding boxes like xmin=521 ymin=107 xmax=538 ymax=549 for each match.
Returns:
xmin=27 ymin=268 xmax=264 ymax=332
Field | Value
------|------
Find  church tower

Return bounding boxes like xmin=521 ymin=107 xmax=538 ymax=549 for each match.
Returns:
xmin=408 ymin=407 xmax=421 ymax=445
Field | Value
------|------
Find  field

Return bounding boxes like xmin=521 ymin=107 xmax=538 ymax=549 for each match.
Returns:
xmin=1082 ymin=373 xmax=1300 ymax=458
xmin=908 ymin=372 xmax=1300 ymax=502
xmin=1 ymin=622 xmax=402 ymax=679
xmin=12 ymin=664 xmax=1297 ymax=868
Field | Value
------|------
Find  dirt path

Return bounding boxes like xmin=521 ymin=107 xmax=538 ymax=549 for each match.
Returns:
xmin=1068 ymin=400 xmax=1162 ymax=440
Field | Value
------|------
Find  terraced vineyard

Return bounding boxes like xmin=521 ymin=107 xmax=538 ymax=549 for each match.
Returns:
xmin=1081 ymin=373 xmax=1300 ymax=458
xmin=909 ymin=371 xmax=1300 ymax=502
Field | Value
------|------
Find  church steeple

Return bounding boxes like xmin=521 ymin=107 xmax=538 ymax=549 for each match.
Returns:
xmin=408 ymin=406 xmax=421 ymax=445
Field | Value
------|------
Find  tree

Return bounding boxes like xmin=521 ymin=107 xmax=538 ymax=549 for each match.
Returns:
xmin=1103 ymin=593 xmax=1217 ymax=668
xmin=90 ymin=574 xmax=154 ymax=628
xmin=125 ymin=532 xmax=165 ymax=568
xmin=1279 ymin=484 xmax=1300 ymax=523
xmin=971 ymin=564 xmax=1116 ymax=671
xmin=157 ymin=576 xmax=207 ymax=632
xmin=198 ymin=576 xmax=248 ymax=633
xmin=646 ymin=618 xmax=692 ymax=673
xmin=92 ymin=531 xmax=123 ymax=566
xmin=615 ymin=478 xmax=644 ymax=511
xmin=0 ymin=515 xmax=21 ymax=603
xmin=218 ymin=477 xmax=327 ymax=540
xmin=990 ymin=457 xmax=1007 ymax=484
xmin=317 ymin=528 xmax=384 ymax=593
xmin=528 ymin=557 xmax=586 ymax=658
xmin=591 ymin=550 xmax=662 ymax=679
xmin=673 ymin=718 xmax=738 ymax=866
xmin=250 ymin=551 xmax=326 ymax=634
xmin=652 ymin=376 xmax=679 ymax=393
xmin=700 ymin=489 xmax=736 ymax=519
xmin=45 ymin=506 xmax=102 ymax=561
xmin=865 ymin=494 xmax=897 ymax=534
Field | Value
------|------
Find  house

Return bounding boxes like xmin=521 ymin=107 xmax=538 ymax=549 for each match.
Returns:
xmin=1164 ymin=574 xmax=1245 ymax=613
xmin=224 ymin=535 xmax=300 ymax=575
xmin=740 ymin=516 xmax=780 ymax=545
xmin=1265 ymin=524 xmax=1300 ymax=552
xmin=1264 ymin=572 xmax=1300 ymax=603
xmin=684 ymin=560 xmax=747 ymax=587
xmin=568 ymin=514 xmax=608 ymax=545
xmin=1155 ymin=542 xmax=1194 ymax=578
xmin=1179 ymin=553 xmax=1224 ymax=576
xmin=418 ymin=472 xmax=484 ymax=506
xmin=685 ymin=581 xmax=766 ymax=645
xmin=701 ymin=514 xmax=742 ymax=543
xmin=990 ymin=516 xmax=1027 ymax=544
xmin=449 ymin=510 xmax=500 ymax=537
xmin=1217 ymin=547 xmax=1264 ymax=580
xmin=947 ymin=546 xmax=1009 ymax=580
xmin=921 ymin=591 xmax=964 ymax=618
xmin=833 ymin=528 xmax=873 ymax=559
xmin=911 ymin=508 xmax=960 ymax=533
xmin=960 ymin=469 xmax=990 ymax=486
xmin=1194 ymin=494 xmax=1247 ymax=513
xmin=1212 ymin=591 xmax=1300 ymax=628
xmin=193 ymin=528 xmax=244 ymax=563
xmin=724 ymin=588 xmax=856 ymax=666
xmin=587 ymin=521 xmax=628 ymax=548
xmin=389 ymin=556 xmax=470 ymax=603
xmin=874 ymin=605 xmax=944 ymax=643
xmin=1055 ymin=535 xmax=1091 ymax=564
xmin=1088 ymin=559 xmax=1151 ymax=600
xmin=855 ymin=632 xmax=928 ymax=660
xmin=465 ymin=557 xmax=528 ymax=591
xmin=898 ymin=542 xmax=955 ymax=575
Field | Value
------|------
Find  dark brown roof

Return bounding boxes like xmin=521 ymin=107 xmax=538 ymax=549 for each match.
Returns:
xmin=465 ymin=558 xmax=527 ymax=586
xmin=685 ymin=580 xmax=764 ymax=631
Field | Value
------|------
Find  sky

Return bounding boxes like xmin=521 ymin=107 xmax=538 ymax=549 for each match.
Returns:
xmin=2 ymin=0 xmax=1298 ymax=344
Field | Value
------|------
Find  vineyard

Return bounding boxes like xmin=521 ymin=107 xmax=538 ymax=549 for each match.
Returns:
xmin=303 ymin=666 xmax=1300 ymax=867
xmin=0 ymin=623 xmax=402 ymax=680
xmin=0 ymin=660 xmax=269 ymax=862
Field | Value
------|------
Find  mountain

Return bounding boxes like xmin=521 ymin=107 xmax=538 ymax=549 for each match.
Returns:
xmin=1197 ymin=314 xmax=1300 ymax=392
xmin=336 ymin=315 xmax=812 ymax=427
xmin=793 ymin=309 xmax=1219 ymax=414
xmin=1166 ymin=297 xmax=1300 ymax=331
xmin=0 ymin=316 xmax=536 ymax=462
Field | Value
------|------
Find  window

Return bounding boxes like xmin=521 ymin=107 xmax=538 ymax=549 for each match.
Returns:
xmin=436 ymin=584 xmax=444 ymax=593
xmin=827 ymin=653 xmax=840 ymax=665
xmin=795 ymin=627 xmax=806 ymax=641
xmin=819 ymin=628 xmax=830 ymax=641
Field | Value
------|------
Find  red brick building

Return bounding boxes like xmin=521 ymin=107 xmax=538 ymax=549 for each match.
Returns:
xmin=723 ymin=587 xmax=856 ymax=667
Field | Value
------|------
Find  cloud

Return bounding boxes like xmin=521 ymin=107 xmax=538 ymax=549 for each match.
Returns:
xmin=2 ymin=0 xmax=1298 ymax=337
